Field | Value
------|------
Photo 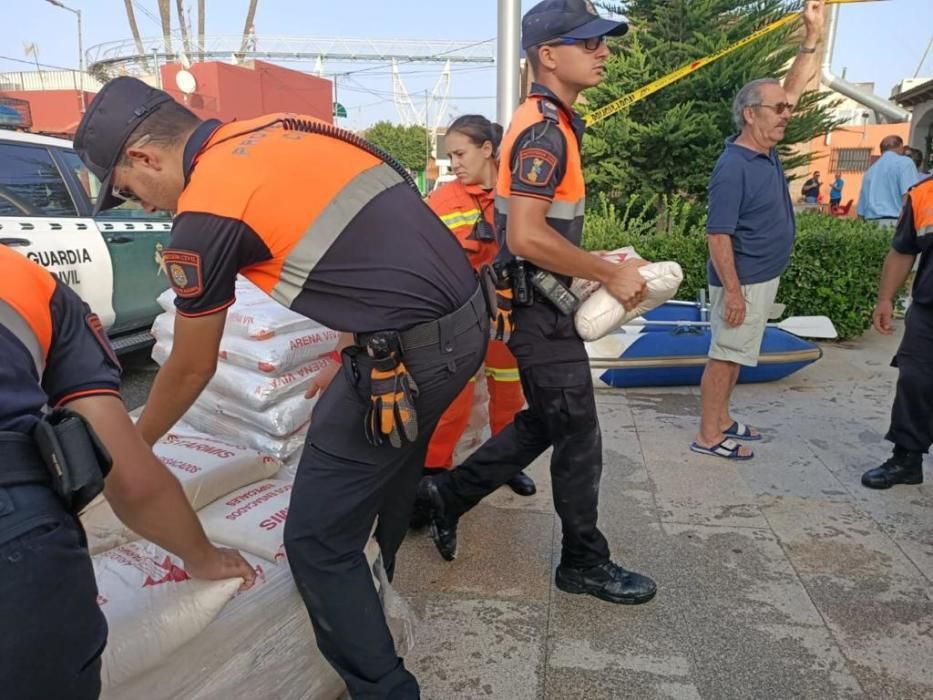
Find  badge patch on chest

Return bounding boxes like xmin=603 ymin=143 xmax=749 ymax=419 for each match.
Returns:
xmin=517 ymin=148 xmax=558 ymax=187
xmin=162 ymin=250 xmax=203 ymax=298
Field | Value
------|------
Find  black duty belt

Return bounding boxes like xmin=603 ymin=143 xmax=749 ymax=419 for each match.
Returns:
xmin=0 ymin=431 xmax=49 ymax=488
xmin=355 ymin=284 xmax=486 ymax=353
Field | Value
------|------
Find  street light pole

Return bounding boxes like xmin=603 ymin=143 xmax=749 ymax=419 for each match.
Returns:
xmin=496 ymin=0 xmax=521 ymax=128
xmin=45 ymin=0 xmax=85 ymax=112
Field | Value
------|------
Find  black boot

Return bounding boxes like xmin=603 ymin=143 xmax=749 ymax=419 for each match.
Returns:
xmin=506 ymin=470 xmax=537 ymax=496
xmin=410 ymin=468 xmax=446 ymax=530
xmin=861 ymin=448 xmax=923 ymax=489
xmin=416 ymin=477 xmax=458 ymax=561
xmin=555 ymin=560 xmax=657 ymax=605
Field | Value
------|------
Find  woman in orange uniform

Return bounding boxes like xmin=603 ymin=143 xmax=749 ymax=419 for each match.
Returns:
xmin=423 ymin=115 xmax=536 ymax=496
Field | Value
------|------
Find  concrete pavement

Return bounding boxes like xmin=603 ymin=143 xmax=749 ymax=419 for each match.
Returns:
xmin=394 ymin=326 xmax=933 ymax=699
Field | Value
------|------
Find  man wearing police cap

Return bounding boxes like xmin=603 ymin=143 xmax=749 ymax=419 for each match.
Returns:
xmin=73 ymin=74 xmax=489 ymax=697
xmin=418 ymin=0 xmax=658 ymax=606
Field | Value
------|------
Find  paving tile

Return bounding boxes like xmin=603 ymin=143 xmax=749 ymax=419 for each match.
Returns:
xmin=762 ymin=498 xmax=933 ymax=694
xmin=404 ymin=594 xmax=547 ymax=700
xmin=395 ymin=505 xmax=554 ymax=602
xmin=636 ymin=435 xmax=770 ymax=529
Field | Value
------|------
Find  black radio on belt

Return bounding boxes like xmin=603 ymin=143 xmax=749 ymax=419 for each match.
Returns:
xmin=507 ymin=260 xmax=579 ymax=315
xmin=32 ymin=408 xmax=112 ymax=514
xmin=511 ymin=260 xmax=533 ymax=306
xmin=530 ymin=268 xmax=580 ymax=316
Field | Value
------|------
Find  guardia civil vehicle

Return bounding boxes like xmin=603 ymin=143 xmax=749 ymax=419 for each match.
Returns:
xmin=0 ymin=128 xmax=172 ymax=353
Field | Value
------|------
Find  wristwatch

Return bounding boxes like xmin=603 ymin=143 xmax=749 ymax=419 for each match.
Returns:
xmin=800 ymin=46 xmax=817 ymax=54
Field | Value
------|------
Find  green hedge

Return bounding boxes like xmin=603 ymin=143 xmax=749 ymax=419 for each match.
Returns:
xmin=582 ymin=203 xmax=894 ymax=340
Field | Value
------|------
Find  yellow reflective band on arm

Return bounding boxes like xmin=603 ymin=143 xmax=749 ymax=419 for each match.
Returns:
xmin=439 ymin=209 xmax=482 ymax=231
xmin=485 ymin=366 xmax=520 ymax=382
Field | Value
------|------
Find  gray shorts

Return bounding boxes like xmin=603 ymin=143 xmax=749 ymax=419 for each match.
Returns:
xmin=708 ymin=276 xmax=781 ymax=367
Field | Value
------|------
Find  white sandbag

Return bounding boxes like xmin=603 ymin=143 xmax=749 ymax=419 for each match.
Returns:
xmin=157 ymin=276 xmax=317 ymax=339
xmin=151 ymin=312 xmax=340 ymax=375
xmin=94 ymin=541 xmax=243 ymax=689
xmin=571 ymin=247 xmax=643 ymax=302
xmin=573 ymin=258 xmax=684 ymax=341
xmin=152 ymin=340 xmax=335 ymax=410
xmin=197 ymin=388 xmax=316 ymax=438
xmin=81 ymin=431 xmax=282 ymax=555
xmin=199 ymin=480 xmax=293 ymax=563
xmin=183 ymin=404 xmax=307 ymax=462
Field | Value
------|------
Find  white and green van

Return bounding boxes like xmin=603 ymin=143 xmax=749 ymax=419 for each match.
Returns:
xmin=0 ymin=128 xmax=172 ymax=353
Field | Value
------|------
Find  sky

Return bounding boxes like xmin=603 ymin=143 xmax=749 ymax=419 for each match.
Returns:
xmin=0 ymin=0 xmax=930 ymax=131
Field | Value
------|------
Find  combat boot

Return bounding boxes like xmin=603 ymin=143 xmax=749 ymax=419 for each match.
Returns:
xmin=555 ymin=560 xmax=657 ymax=605
xmin=415 ymin=476 xmax=458 ymax=561
xmin=506 ymin=470 xmax=537 ymax=496
xmin=861 ymin=447 xmax=923 ymax=489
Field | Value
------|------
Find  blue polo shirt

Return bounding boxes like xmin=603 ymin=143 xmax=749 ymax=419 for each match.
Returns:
xmin=706 ymin=136 xmax=796 ymax=286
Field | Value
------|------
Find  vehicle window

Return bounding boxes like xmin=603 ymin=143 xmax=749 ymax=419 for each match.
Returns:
xmin=0 ymin=142 xmax=77 ymax=216
xmin=58 ymin=149 xmax=171 ymax=220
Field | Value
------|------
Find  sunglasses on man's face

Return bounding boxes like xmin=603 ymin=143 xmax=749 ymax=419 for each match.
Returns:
xmin=542 ymin=36 xmax=607 ymax=51
xmin=754 ymin=102 xmax=795 ymax=116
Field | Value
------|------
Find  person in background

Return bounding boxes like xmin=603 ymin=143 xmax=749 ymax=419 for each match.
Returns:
xmin=829 ymin=171 xmax=844 ymax=209
xmin=420 ymin=115 xmax=536 ymax=503
xmin=856 ymin=135 xmax=919 ymax=227
xmin=801 ymin=171 xmax=821 ymax=203
xmin=903 ymin=147 xmax=929 ymax=178
xmin=691 ymin=0 xmax=826 ymax=461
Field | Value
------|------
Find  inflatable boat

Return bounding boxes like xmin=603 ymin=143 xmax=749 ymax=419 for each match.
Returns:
xmin=587 ymin=300 xmax=823 ymax=388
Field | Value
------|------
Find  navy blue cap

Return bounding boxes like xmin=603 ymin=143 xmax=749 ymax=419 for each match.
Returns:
xmin=73 ymin=76 xmax=174 ymax=213
xmin=522 ymin=0 xmax=628 ymax=51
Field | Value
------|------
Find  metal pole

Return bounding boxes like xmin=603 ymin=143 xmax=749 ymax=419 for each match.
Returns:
xmin=496 ymin=0 xmax=521 ymax=128
xmin=153 ymin=48 xmax=162 ymax=88
xmin=77 ymin=8 xmax=85 ymax=111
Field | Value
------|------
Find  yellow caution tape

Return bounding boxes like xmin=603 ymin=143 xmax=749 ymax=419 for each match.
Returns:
xmin=584 ymin=0 xmax=885 ymax=126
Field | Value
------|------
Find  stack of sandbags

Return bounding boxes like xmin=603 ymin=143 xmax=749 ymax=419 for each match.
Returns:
xmin=81 ymin=429 xmax=281 ymax=555
xmin=151 ymin=277 xmax=340 ymax=461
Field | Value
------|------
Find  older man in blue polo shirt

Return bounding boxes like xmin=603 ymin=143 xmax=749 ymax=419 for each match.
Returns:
xmin=691 ymin=0 xmax=825 ymax=460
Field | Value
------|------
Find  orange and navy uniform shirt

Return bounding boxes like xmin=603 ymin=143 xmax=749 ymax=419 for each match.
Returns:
xmin=427 ymin=178 xmax=498 ymax=271
xmin=892 ymin=176 xmax=933 ymax=306
xmin=495 ymin=82 xmax=587 ymax=275
xmin=0 ymin=245 xmax=121 ymax=434
xmin=493 ymin=83 xmax=588 ymax=364
xmin=161 ymin=116 xmax=477 ymax=334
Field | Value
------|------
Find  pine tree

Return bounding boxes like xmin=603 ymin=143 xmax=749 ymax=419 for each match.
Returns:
xmin=586 ymin=1 xmax=839 ymax=212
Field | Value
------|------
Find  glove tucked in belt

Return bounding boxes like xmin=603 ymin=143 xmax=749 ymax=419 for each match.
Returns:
xmin=362 ymin=332 xmax=420 ymax=448
xmin=492 ymin=287 xmax=514 ymax=342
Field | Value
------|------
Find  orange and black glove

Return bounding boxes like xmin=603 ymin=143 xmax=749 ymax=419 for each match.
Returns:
xmin=492 ymin=286 xmax=514 ymax=342
xmin=364 ymin=358 xmax=420 ymax=448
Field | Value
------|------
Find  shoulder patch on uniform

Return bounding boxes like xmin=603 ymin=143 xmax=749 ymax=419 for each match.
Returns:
xmin=517 ymin=148 xmax=558 ymax=187
xmin=86 ymin=312 xmax=121 ymax=370
xmin=162 ymin=250 xmax=203 ymax=298
xmin=538 ymin=99 xmax=560 ymax=123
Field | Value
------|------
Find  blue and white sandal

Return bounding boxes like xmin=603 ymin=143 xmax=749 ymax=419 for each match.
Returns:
xmin=690 ymin=437 xmax=754 ymax=460
xmin=723 ymin=421 xmax=762 ymax=441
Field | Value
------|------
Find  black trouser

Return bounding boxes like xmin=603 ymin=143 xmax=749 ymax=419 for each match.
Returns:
xmin=886 ymin=302 xmax=933 ymax=454
xmin=433 ymin=302 xmax=612 ymax=570
xmin=0 ymin=481 xmax=107 ymax=700
xmin=284 ymin=299 xmax=488 ymax=700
